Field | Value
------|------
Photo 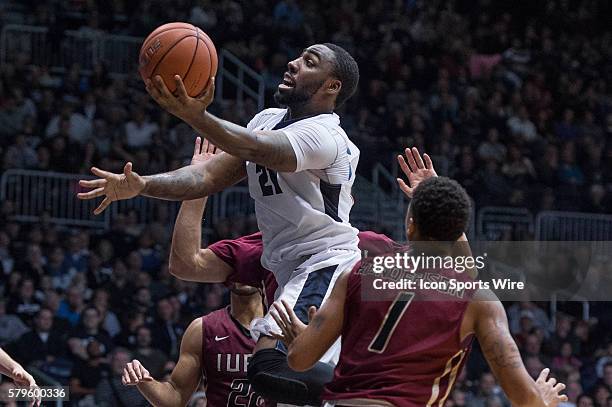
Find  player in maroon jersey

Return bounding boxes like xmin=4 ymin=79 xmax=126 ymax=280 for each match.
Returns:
xmin=122 ymin=282 xmax=268 ymax=406
xmin=272 ymin=172 xmax=568 ymax=405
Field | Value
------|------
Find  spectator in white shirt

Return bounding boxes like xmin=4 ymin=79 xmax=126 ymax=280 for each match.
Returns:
xmin=124 ymin=108 xmax=159 ymax=149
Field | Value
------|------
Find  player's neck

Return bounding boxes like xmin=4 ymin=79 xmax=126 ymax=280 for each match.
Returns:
xmin=286 ymin=103 xmax=333 ymax=120
xmin=230 ymin=294 xmax=264 ymax=329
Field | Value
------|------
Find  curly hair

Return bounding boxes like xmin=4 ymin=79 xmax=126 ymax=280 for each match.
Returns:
xmin=322 ymin=43 xmax=359 ymax=108
xmin=409 ymin=177 xmax=471 ymax=241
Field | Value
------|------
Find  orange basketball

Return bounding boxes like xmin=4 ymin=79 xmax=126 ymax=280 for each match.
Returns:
xmin=138 ymin=22 xmax=218 ymax=97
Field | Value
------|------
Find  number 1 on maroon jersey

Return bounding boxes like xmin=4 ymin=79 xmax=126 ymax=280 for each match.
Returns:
xmin=368 ymin=292 xmax=415 ymax=353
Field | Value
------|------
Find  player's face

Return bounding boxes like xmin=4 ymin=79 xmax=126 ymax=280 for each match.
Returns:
xmin=274 ymin=44 xmax=336 ymax=107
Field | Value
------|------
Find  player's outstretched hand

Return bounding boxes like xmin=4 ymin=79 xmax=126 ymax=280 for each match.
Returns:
xmin=535 ymin=368 xmax=568 ymax=406
xmin=192 ymin=136 xmax=220 ymax=165
xmin=397 ymin=147 xmax=437 ymax=198
xmin=122 ymin=359 xmax=153 ymax=386
xmin=77 ymin=163 xmax=146 ymax=215
xmin=10 ymin=365 xmax=39 ymax=407
xmin=146 ymin=75 xmax=215 ymax=125
xmin=270 ymin=300 xmax=316 ymax=346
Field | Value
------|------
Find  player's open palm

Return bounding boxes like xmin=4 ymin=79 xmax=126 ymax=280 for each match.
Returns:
xmin=535 ymin=368 xmax=568 ymax=406
xmin=77 ymin=162 xmax=146 ymax=215
xmin=122 ymin=359 xmax=153 ymax=386
xmin=270 ymin=300 xmax=316 ymax=346
xmin=191 ymin=136 xmax=219 ymax=165
xmin=397 ymin=147 xmax=437 ymax=198
xmin=146 ymin=75 xmax=215 ymax=124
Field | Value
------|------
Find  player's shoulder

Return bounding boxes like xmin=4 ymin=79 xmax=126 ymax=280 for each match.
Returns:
xmin=248 ymin=108 xmax=286 ymax=129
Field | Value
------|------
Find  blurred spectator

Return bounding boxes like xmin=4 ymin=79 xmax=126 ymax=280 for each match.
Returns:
xmin=57 ymin=285 xmax=86 ymax=327
xmin=149 ymin=297 xmax=184 ymax=360
xmin=68 ymin=306 xmax=114 ymax=361
xmin=131 ymin=325 xmax=168 ymax=379
xmin=14 ymin=308 xmax=66 ymax=366
xmin=0 ymin=298 xmax=29 ymax=346
xmin=7 ymin=278 xmax=41 ymax=325
xmin=95 ymin=347 xmax=148 ymax=407
xmin=70 ymin=340 xmax=109 ymax=404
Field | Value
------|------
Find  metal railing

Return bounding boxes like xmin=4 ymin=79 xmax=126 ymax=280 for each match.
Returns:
xmin=0 ymin=169 xmax=110 ymax=228
xmin=476 ymin=206 xmax=534 ymax=240
xmin=216 ymin=49 xmax=265 ymax=111
xmin=535 ymin=211 xmax=612 ymax=241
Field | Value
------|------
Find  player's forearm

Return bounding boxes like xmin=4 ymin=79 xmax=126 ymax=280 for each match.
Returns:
xmin=169 ymin=198 xmax=207 ymax=276
xmin=188 ymin=112 xmax=296 ymax=171
xmin=0 ymin=348 xmax=20 ymax=376
xmin=136 ymin=380 xmax=185 ymax=407
xmin=141 ymin=153 xmax=246 ymax=201
xmin=186 ymin=111 xmax=258 ymax=159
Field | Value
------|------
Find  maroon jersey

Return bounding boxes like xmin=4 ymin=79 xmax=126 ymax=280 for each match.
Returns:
xmin=209 ymin=231 xmax=397 ymax=305
xmin=202 ymin=306 xmax=267 ymax=407
xmin=322 ymin=259 xmax=475 ymax=407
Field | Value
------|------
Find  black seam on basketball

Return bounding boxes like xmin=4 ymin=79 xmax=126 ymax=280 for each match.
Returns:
xmin=141 ymin=25 xmax=194 ymax=52
xmin=182 ymin=26 xmax=200 ymax=95
xmin=202 ymin=38 xmax=213 ymax=89
xmin=149 ymin=34 xmax=199 ymax=81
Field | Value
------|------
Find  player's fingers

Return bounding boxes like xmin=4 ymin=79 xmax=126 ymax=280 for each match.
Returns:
xmin=404 ymin=148 xmax=418 ymax=172
xmin=548 ymin=377 xmax=557 ymax=386
xmin=397 ymin=178 xmax=413 ymax=197
xmin=270 ymin=307 xmax=286 ymax=331
xmin=308 ymin=306 xmax=317 ymax=322
xmin=412 ymin=147 xmax=425 ymax=169
xmin=558 ymin=394 xmax=568 ymax=402
xmin=281 ymin=300 xmax=298 ymax=324
xmin=536 ymin=368 xmax=550 ymax=383
xmin=423 ymin=153 xmax=435 ymax=171
xmin=91 ymin=166 xmax=113 ymax=179
xmin=126 ymin=363 xmax=139 ymax=382
xmin=174 ymin=75 xmax=189 ymax=101
xmin=79 ymin=178 xmax=106 ymax=188
xmin=94 ymin=196 xmax=112 ymax=215
xmin=275 ymin=302 xmax=293 ymax=329
xmin=194 ymin=137 xmax=202 ymax=156
xmin=154 ymin=75 xmax=173 ymax=99
xmin=397 ymin=155 xmax=412 ymax=178
xmin=77 ymin=187 xmax=105 ymax=200
xmin=145 ymin=78 xmax=162 ymax=100
xmin=553 ymin=383 xmax=566 ymax=392
xmin=124 ymin=162 xmax=133 ymax=177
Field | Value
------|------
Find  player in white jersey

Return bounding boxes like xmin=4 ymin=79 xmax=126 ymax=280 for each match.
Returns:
xmin=78 ymin=43 xmax=360 ymax=405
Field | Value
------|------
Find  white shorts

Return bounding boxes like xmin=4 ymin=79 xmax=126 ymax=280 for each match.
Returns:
xmin=250 ymin=250 xmax=360 ymax=365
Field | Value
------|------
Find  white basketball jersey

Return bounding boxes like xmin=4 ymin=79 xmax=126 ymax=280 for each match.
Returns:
xmin=245 ymin=108 xmax=360 ymax=273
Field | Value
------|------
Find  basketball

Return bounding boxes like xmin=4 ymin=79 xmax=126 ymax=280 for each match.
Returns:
xmin=138 ymin=22 xmax=218 ymax=97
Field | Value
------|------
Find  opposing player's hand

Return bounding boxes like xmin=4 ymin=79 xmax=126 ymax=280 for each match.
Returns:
xmin=534 ymin=368 xmax=568 ymax=406
xmin=122 ymin=359 xmax=153 ymax=386
xmin=397 ymin=147 xmax=437 ymax=198
xmin=270 ymin=300 xmax=316 ymax=346
xmin=146 ymin=75 xmax=215 ymax=124
xmin=192 ymin=136 xmax=220 ymax=165
xmin=77 ymin=163 xmax=146 ymax=215
xmin=10 ymin=365 xmax=40 ymax=406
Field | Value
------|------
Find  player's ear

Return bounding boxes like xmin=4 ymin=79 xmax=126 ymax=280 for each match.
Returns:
xmin=407 ymin=217 xmax=417 ymax=241
xmin=327 ymin=78 xmax=341 ymax=96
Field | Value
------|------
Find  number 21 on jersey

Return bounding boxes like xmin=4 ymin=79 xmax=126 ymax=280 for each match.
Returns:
xmin=256 ymin=165 xmax=283 ymax=196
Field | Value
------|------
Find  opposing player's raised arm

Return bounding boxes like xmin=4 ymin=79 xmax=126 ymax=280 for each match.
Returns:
xmin=169 ymin=137 xmax=234 ymax=282
xmin=276 ymin=270 xmax=349 ymax=371
xmin=465 ymin=290 xmax=567 ymax=407
xmin=124 ymin=318 xmax=203 ymax=407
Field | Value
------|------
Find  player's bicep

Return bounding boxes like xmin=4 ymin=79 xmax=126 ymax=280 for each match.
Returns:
xmin=191 ymin=249 xmax=234 ymax=283
xmin=280 ymin=125 xmax=338 ymax=172
xmin=169 ymin=319 xmax=203 ymax=404
xmin=287 ymin=271 xmax=348 ymax=371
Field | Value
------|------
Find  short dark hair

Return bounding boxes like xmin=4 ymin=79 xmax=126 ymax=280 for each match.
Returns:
xmin=410 ymin=177 xmax=471 ymax=241
xmin=322 ymin=43 xmax=359 ymax=108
